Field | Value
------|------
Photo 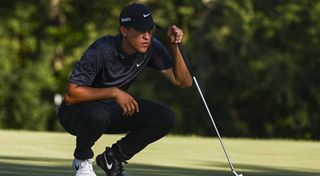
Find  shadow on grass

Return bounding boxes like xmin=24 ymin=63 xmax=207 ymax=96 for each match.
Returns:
xmin=0 ymin=155 xmax=319 ymax=176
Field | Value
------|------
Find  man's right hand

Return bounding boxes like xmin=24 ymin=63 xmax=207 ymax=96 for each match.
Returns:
xmin=113 ymin=88 xmax=139 ymax=116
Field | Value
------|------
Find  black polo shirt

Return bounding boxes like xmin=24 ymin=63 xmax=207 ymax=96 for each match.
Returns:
xmin=70 ymin=34 xmax=173 ymax=91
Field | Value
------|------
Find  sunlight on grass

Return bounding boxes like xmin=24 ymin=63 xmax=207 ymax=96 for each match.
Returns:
xmin=0 ymin=130 xmax=319 ymax=176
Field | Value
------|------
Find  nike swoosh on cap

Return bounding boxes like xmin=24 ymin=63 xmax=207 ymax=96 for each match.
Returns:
xmin=143 ymin=13 xmax=150 ymax=17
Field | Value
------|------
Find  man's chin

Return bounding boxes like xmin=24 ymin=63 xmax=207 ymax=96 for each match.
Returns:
xmin=137 ymin=48 xmax=148 ymax=53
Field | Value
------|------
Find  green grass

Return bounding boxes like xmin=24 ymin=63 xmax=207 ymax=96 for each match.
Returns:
xmin=0 ymin=130 xmax=319 ymax=176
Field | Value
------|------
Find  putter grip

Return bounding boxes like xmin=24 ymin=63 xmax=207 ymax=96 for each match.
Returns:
xmin=178 ymin=43 xmax=194 ymax=77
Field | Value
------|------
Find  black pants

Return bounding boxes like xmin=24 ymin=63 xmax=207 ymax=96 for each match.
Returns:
xmin=58 ymin=99 xmax=175 ymax=161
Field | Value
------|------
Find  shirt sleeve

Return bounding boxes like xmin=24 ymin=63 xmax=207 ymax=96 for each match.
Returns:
xmin=147 ymin=38 xmax=173 ymax=70
xmin=69 ymin=50 xmax=103 ymax=86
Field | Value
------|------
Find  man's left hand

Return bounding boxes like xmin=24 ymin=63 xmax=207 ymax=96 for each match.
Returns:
xmin=167 ymin=25 xmax=183 ymax=44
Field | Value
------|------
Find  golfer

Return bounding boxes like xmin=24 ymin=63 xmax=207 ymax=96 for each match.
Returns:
xmin=58 ymin=3 xmax=192 ymax=176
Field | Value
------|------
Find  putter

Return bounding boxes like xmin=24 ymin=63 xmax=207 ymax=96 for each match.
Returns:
xmin=177 ymin=43 xmax=243 ymax=176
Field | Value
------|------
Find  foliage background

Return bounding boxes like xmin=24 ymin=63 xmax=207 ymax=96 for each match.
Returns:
xmin=0 ymin=0 xmax=319 ymax=139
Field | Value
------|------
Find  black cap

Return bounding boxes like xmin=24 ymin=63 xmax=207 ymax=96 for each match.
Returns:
xmin=119 ymin=3 xmax=154 ymax=32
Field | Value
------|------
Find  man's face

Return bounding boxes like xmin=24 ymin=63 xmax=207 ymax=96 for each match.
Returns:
xmin=121 ymin=26 xmax=152 ymax=53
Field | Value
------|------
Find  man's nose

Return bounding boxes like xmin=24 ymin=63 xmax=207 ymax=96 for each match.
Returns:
xmin=142 ymin=31 xmax=151 ymax=39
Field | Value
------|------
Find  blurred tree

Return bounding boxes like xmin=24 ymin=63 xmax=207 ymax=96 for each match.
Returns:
xmin=191 ymin=0 xmax=320 ymax=139
xmin=0 ymin=0 xmax=56 ymax=129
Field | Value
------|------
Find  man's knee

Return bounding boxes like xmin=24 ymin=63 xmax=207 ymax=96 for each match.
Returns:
xmin=86 ymin=111 xmax=110 ymax=128
xmin=158 ymin=106 xmax=175 ymax=131
xmin=78 ymin=102 xmax=111 ymax=131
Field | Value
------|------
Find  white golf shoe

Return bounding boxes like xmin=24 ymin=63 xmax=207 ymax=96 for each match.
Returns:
xmin=72 ymin=158 xmax=97 ymax=176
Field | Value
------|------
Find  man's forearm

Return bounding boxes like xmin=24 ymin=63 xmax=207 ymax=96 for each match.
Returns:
xmin=170 ymin=44 xmax=193 ymax=87
xmin=64 ymin=83 xmax=118 ymax=104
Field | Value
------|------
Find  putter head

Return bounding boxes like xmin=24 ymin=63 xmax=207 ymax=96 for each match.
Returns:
xmin=232 ymin=170 xmax=243 ymax=176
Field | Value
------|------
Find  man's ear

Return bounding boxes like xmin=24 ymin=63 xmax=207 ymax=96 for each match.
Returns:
xmin=120 ymin=26 xmax=128 ymax=37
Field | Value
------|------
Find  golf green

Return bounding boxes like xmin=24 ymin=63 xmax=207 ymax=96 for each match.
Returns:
xmin=0 ymin=130 xmax=319 ymax=176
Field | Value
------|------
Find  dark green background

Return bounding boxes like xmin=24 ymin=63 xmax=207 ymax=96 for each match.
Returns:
xmin=0 ymin=0 xmax=319 ymax=139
